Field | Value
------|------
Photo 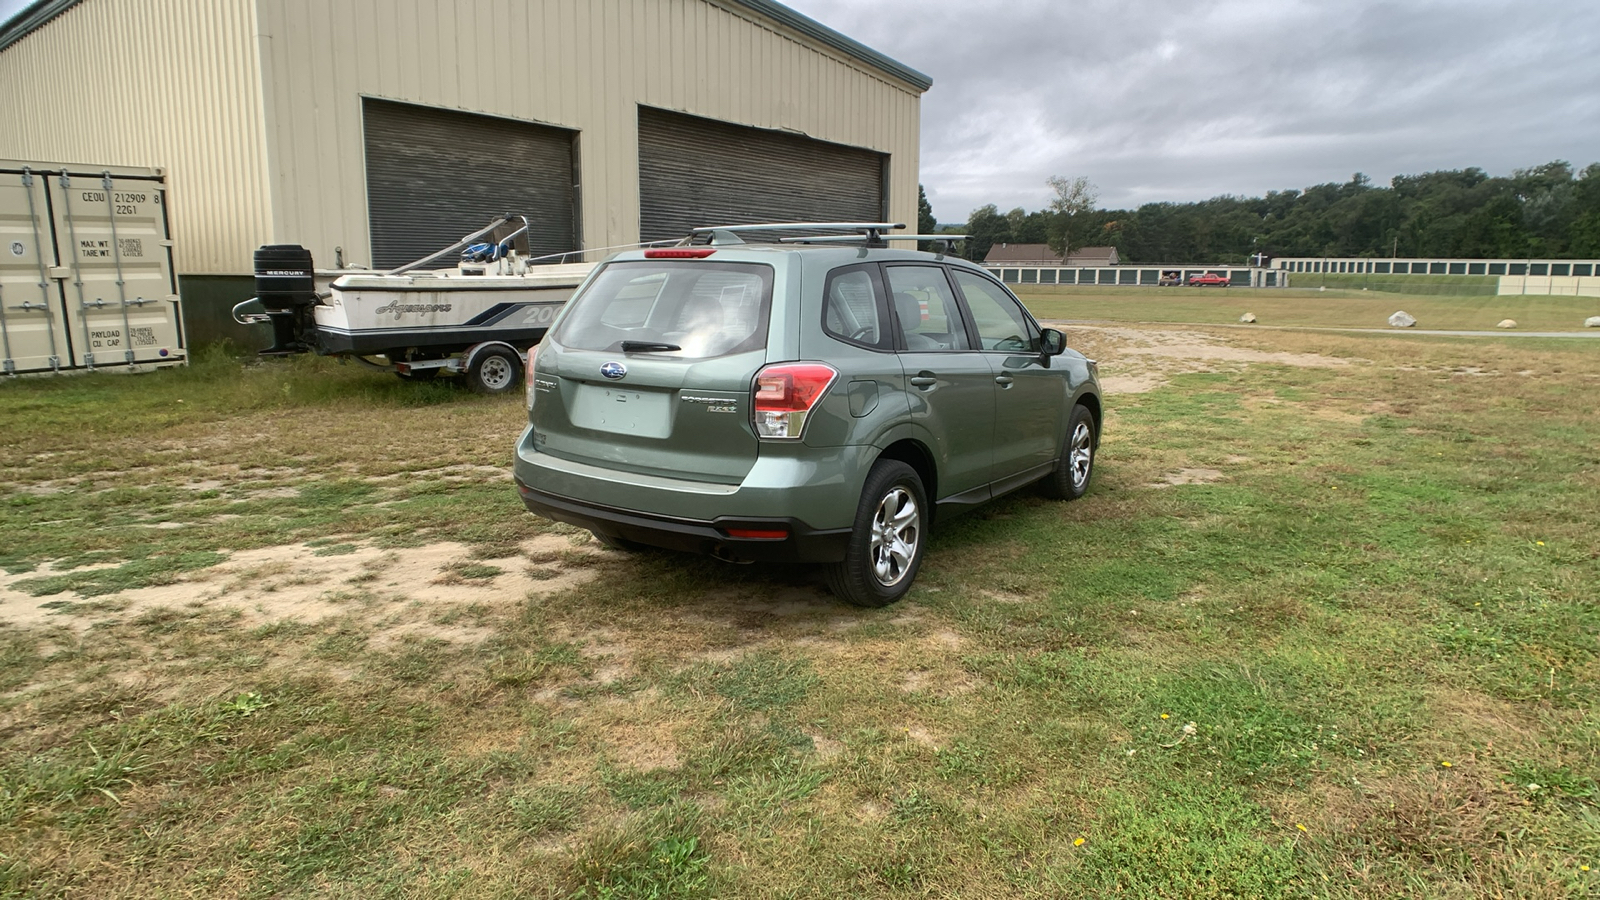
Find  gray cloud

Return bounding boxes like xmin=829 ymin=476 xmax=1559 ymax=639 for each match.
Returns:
xmin=7 ymin=0 xmax=1594 ymax=225
xmin=783 ymin=0 xmax=1600 ymax=221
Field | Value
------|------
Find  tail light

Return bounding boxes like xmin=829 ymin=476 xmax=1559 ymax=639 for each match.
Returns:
xmin=524 ymin=344 xmax=540 ymax=410
xmin=752 ymin=363 xmax=837 ymax=440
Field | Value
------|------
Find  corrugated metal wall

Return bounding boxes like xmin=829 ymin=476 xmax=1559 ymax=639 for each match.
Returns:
xmin=255 ymin=0 xmax=923 ymax=269
xmin=0 ymin=0 xmax=921 ymax=274
xmin=0 ymin=0 xmax=271 ymax=275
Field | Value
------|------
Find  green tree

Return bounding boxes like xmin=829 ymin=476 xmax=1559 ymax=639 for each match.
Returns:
xmin=917 ymin=184 xmax=936 ymax=235
xmin=1045 ymin=175 xmax=1099 ymax=256
xmin=962 ymin=204 xmax=1010 ymax=262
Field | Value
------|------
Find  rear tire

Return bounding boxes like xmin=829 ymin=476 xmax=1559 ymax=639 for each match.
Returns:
xmin=1041 ymin=404 xmax=1097 ymax=500
xmin=826 ymin=460 xmax=927 ymax=607
xmin=466 ymin=347 xmax=521 ymax=395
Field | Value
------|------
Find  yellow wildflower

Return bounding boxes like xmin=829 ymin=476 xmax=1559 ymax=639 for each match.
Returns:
xmin=1296 ymin=823 xmax=1307 ymax=832
xmin=1074 ymin=838 xmax=1085 ymax=847
xmin=1440 ymin=761 xmax=1452 ymax=768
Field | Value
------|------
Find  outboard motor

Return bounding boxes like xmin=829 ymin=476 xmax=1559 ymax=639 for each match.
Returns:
xmin=254 ymin=244 xmax=317 ymax=355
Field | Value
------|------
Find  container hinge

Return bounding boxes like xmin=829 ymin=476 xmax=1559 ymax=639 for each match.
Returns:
xmin=83 ymin=353 xmax=95 ymax=368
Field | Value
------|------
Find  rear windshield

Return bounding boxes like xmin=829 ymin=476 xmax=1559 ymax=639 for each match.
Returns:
xmin=553 ymin=261 xmax=773 ymax=359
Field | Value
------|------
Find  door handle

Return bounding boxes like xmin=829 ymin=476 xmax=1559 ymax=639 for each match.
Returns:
xmin=909 ymin=373 xmax=938 ymax=389
xmin=994 ymin=374 xmax=1014 ymax=386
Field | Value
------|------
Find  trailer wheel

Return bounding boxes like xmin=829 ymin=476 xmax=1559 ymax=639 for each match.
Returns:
xmin=466 ymin=347 xmax=521 ymax=395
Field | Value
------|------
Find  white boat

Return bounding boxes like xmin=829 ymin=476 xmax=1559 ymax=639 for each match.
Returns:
xmin=312 ymin=261 xmax=592 ymax=357
xmin=238 ymin=216 xmax=613 ymax=392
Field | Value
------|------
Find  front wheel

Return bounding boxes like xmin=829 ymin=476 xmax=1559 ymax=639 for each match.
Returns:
xmin=466 ymin=347 xmax=522 ymax=395
xmin=1041 ymin=404 xmax=1097 ymax=500
xmin=826 ymin=460 xmax=927 ymax=607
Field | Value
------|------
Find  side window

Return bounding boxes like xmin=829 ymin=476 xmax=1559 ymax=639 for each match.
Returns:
xmin=954 ymin=270 xmax=1040 ymax=352
xmin=822 ymin=266 xmax=887 ymax=349
xmin=885 ymin=265 xmax=971 ymax=351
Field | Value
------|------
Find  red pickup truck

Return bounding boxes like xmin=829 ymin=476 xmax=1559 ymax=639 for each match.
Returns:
xmin=1187 ymin=273 xmax=1231 ymax=287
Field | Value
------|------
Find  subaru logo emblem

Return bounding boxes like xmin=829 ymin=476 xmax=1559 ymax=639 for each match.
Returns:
xmin=599 ymin=361 xmax=627 ymax=380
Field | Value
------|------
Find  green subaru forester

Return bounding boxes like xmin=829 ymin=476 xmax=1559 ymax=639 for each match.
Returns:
xmin=514 ymin=224 xmax=1101 ymax=606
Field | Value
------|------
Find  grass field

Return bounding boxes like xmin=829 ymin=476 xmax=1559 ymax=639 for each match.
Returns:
xmin=1 ymin=327 xmax=1598 ymax=898
xmin=1016 ymin=285 xmax=1600 ymax=332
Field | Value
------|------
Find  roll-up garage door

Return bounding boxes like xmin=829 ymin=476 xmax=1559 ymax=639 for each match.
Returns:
xmin=363 ymin=99 xmax=577 ymax=269
xmin=638 ymin=107 xmax=886 ymax=243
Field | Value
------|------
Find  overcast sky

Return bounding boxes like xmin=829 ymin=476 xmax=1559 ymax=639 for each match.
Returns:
xmin=784 ymin=0 xmax=1600 ymax=222
xmin=6 ymin=0 xmax=1597 ymax=223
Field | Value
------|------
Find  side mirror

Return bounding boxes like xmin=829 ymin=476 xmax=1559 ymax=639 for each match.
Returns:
xmin=1040 ymin=328 xmax=1066 ymax=357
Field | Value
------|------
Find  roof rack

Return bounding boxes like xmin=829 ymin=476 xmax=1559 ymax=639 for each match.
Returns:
xmin=777 ymin=233 xmax=967 ymax=244
xmin=686 ymin=221 xmax=906 ymax=247
xmin=778 ymin=232 xmax=969 ymax=257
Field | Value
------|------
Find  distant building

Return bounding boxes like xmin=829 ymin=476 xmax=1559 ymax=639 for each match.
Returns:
xmin=984 ymin=243 xmax=1119 ymax=267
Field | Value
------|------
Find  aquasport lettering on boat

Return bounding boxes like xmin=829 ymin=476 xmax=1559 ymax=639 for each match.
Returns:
xmin=373 ymin=301 xmax=454 ymax=319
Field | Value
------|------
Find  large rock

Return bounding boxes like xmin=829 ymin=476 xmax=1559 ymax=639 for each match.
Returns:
xmin=1586 ymin=316 xmax=1600 ymax=328
xmin=1388 ymin=311 xmax=1417 ymax=328
xmin=1239 ymin=312 xmax=1257 ymax=323
xmin=1497 ymin=319 xmax=1517 ymax=329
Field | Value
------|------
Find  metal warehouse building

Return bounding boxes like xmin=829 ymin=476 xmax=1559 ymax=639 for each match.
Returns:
xmin=0 ymin=0 xmax=928 ymax=339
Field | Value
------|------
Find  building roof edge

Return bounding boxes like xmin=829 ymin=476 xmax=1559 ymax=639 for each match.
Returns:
xmin=726 ymin=0 xmax=932 ymax=92
xmin=3 ymin=0 xmax=934 ymax=94
xmin=0 ymin=0 xmax=80 ymax=53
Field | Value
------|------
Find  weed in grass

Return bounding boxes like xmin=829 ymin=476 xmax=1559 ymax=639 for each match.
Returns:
xmin=507 ymin=784 xmax=588 ymax=835
xmin=468 ymin=541 xmax=525 ymax=560
xmin=13 ymin=551 xmax=226 ymax=598
xmin=310 ymin=542 xmax=358 ymax=557
xmin=567 ymin=805 xmax=712 ymax=900
xmin=484 ymin=641 xmax=585 ymax=688
xmin=680 ymin=650 xmax=818 ymax=713
xmin=440 ymin=562 xmax=503 ymax=581
xmin=1046 ymin=777 xmax=1302 ymax=898
xmin=603 ymin=764 xmax=690 ymax=810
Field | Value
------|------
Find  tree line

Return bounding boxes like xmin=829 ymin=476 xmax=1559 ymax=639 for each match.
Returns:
xmin=933 ymin=161 xmax=1600 ymax=265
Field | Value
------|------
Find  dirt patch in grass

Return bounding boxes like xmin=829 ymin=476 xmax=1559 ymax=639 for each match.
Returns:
xmin=1056 ymin=324 xmax=1354 ymax=394
xmin=1152 ymin=467 xmax=1227 ymax=487
xmin=605 ymin=720 xmax=683 ymax=771
xmin=0 ymin=533 xmax=599 ymax=635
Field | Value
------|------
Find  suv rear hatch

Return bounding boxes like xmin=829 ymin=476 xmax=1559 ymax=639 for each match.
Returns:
xmin=530 ymin=259 xmax=774 ymax=484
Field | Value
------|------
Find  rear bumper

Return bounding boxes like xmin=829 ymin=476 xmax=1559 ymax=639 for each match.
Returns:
xmin=516 ymin=478 xmax=850 ymax=563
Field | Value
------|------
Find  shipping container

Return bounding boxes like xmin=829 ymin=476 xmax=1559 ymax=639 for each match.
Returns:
xmin=0 ymin=160 xmax=185 ymax=375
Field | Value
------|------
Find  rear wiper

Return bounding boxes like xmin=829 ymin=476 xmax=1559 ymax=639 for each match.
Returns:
xmin=620 ymin=341 xmax=681 ymax=352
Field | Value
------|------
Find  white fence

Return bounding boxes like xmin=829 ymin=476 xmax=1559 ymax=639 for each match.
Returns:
xmin=987 ymin=266 xmax=1286 ymax=288
xmin=1498 ymin=276 xmax=1600 ymax=297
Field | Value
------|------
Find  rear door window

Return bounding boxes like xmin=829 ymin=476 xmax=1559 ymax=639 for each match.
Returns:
xmin=553 ymin=261 xmax=773 ymax=359
xmin=822 ymin=265 xmax=889 ymax=350
xmin=884 ymin=265 xmax=971 ymax=351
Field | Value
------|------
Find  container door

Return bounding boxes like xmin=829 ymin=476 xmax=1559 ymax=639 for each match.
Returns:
xmin=0 ymin=170 xmax=73 ymax=374
xmin=49 ymin=171 xmax=184 ymax=369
